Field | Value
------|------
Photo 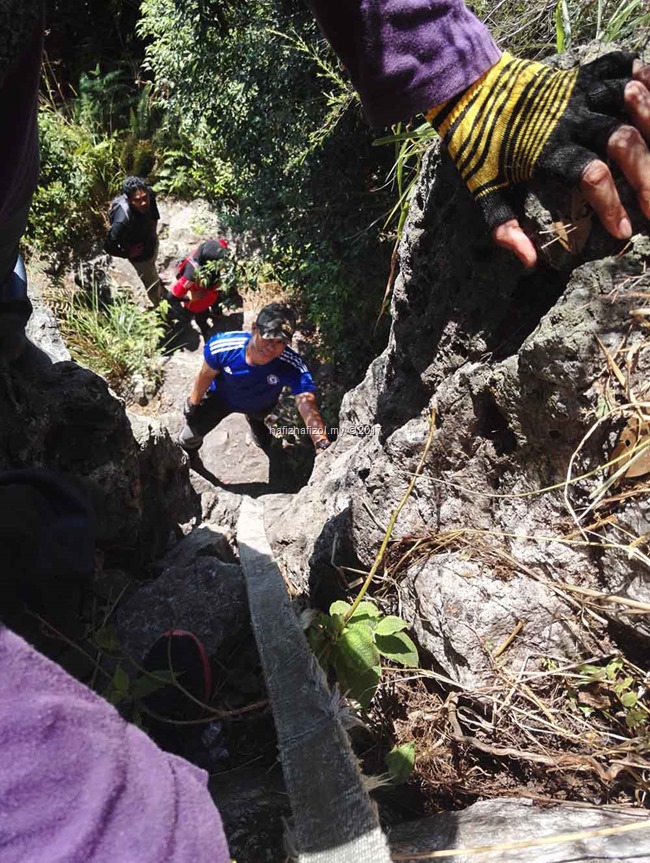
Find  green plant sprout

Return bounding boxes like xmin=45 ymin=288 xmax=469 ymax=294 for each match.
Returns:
xmin=568 ymin=656 xmax=649 ymax=731
xmin=308 ymin=599 xmax=418 ymax=709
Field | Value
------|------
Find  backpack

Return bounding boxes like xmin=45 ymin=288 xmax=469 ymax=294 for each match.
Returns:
xmin=108 ymin=194 xmax=131 ymax=226
xmin=175 ymin=249 xmax=199 ymax=280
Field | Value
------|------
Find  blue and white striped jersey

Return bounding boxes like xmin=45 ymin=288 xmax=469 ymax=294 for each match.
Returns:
xmin=203 ymin=332 xmax=316 ymax=412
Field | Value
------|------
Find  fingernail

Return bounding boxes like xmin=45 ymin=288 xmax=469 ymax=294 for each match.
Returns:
xmin=619 ymin=217 xmax=632 ymax=237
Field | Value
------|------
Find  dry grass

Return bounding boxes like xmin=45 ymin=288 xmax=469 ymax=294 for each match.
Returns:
xmin=365 ymin=280 xmax=650 ymax=810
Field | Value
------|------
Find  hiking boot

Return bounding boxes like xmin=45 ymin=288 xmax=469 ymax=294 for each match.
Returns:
xmin=178 ymin=424 xmax=204 ymax=452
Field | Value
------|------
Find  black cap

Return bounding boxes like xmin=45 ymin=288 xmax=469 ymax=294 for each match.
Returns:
xmin=256 ymin=303 xmax=296 ymax=343
xmin=197 ymin=239 xmax=228 ymax=265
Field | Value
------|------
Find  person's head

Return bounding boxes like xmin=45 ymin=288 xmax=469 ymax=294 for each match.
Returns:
xmin=197 ymin=239 xmax=228 ymax=266
xmin=249 ymin=303 xmax=296 ymax=364
xmin=122 ymin=176 xmax=150 ymax=213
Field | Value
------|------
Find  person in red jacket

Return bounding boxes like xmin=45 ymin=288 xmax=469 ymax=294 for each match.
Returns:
xmin=169 ymin=239 xmax=231 ymax=339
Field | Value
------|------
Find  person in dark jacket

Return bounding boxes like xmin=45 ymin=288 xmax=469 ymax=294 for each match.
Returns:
xmin=104 ymin=176 xmax=162 ymax=306
xmin=168 ymin=238 xmax=231 ymax=340
xmin=0 ymin=1 xmax=42 ymax=361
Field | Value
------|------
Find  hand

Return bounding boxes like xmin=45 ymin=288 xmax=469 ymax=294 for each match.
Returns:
xmin=428 ymin=52 xmax=650 ymax=267
xmin=127 ymin=242 xmax=144 ymax=259
xmin=314 ymin=438 xmax=331 ymax=455
xmin=183 ymin=397 xmax=198 ymax=419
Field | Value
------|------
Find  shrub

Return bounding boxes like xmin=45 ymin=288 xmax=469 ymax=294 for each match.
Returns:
xmin=59 ymin=285 xmax=168 ymax=399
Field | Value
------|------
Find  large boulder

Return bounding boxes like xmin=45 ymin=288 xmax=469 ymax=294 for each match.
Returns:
xmin=266 ymin=134 xmax=650 ymax=688
xmin=116 ymin=553 xmax=248 ymax=663
xmin=2 ymin=305 xmax=197 ymax=567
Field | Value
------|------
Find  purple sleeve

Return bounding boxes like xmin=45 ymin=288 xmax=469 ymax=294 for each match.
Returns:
xmin=0 ymin=627 xmax=231 ymax=863
xmin=307 ymin=0 xmax=501 ymax=126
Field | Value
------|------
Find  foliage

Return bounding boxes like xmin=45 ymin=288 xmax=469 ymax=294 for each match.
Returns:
xmin=385 ymin=741 xmax=417 ymax=784
xmin=568 ymin=656 xmax=649 ymax=731
xmin=102 ymin=659 xmax=176 ymax=726
xmin=138 ymin=0 xmax=394 ymax=381
xmin=554 ymin=0 xmax=650 ymax=51
xmin=308 ymin=599 xmax=418 ymax=710
xmin=59 ymin=283 xmax=168 ymax=398
xmin=195 ymin=253 xmax=242 ymax=309
xmin=28 ymin=105 xmax=121 ymax=260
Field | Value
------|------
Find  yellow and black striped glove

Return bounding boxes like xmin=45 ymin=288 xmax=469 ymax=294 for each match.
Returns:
xmin=426 ymin=51 xmax=637 ymax=229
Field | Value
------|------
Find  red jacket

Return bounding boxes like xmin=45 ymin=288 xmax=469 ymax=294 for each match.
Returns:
xmin=170 ymin=274 xmax=219 ymax=313
xmin=171 ymin=240 xmax=228 ymax=313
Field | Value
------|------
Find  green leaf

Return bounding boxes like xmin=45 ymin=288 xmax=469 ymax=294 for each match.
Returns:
xmin=334 ymin=656 xmax=380 ymax=709
xmin=93 ymin=625 xmax=122 ymax=653
xmin=625 ymin=707 xmax=647 ymax=729
xmin=348 ymin=601 xmax=382 ymax=623
xmin=329 ymin=600 xmax=352 ymax=617
xmin=579 ymin=664 xmax=606 ymax=681
xmin=113 ymin=665 xmax=130 ymax=693
xmin=375 ymin=632 xmax=419 ymax=667
xmin=338 ymin=623 xmax=380 ymax=672
xmin=374 ymin=615 xmax=409 ymax=636
xmin=606 ymin=658 xmax=623 ymax=679
xmin=620 ymin=691 xmax=638 ymax=708
xmin=386 ymin=742 xmax=416 ymax=784
xmin=131 ymin=670 xmax=176 ymax=701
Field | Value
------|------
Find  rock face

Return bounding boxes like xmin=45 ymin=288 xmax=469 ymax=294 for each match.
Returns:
xmin=2 ymin=331 xmax=196 ymax=569
xmin=117 ymin=554 xmax=248 ymax=663
xmin=266 ymin=139 xmax=650 ymax=688
xmin=387 ymin=798 xmax=650 ymax=862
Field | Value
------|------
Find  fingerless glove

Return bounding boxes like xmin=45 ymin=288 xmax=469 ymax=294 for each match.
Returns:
xmin=426 ymin=51 xmax=636 ymax=228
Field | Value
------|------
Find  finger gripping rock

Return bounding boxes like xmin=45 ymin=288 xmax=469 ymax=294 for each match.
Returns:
xmin=427 ymin=51 xmax=637 ymax=228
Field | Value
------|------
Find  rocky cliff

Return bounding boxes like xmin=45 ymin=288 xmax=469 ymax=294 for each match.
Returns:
xmin=268 ymin=127 xmax=650 ymax=685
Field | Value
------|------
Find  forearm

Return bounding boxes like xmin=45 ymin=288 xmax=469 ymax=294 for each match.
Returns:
xmin=296 ymin=393 xmax=328 ymax=445
xmin=103 ymin=227 xmax=127 ymax=257
xmin=307 ymin=0 xmax=500 ymax=126
xmin=189 ymin=362 xmax=217 ymax=405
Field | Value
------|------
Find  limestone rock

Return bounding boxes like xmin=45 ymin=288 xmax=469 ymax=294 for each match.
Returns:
xmin=266 ymin=138 xmax=650 ymax=688
xmin=387 ymin=798 xmax=650 ymax=862
xmin=117 ymin=555 xmax=248 ymax=663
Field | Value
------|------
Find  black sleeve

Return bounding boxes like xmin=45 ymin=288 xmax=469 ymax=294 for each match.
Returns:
xmin=103 ymin=207 xmax=128 ymax=257
xmin=149 ymin=189 xmax=160 ymax=221
xmin=181 ymin=260 xmax=197 ymax=281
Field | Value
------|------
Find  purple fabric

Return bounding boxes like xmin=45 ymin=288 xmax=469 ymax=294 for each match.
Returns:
xmin=307 ymin=0 xmax=501 ymax=126
xmin=0 ymin=627 xmax=230 ymax=863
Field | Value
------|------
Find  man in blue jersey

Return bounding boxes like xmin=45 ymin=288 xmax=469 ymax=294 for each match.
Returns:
xmin=179 ymin=303 xmax=331 ymax=455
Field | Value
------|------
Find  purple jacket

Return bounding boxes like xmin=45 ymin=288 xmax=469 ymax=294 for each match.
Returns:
xmin=0 ymin=627 xmax=230 ymax=863
xmin=307 ymin=0 xmax=501 ymax=126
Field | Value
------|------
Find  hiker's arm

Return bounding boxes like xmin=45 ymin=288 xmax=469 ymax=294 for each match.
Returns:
xmin=171 ymin=275 xmax=193 ymax=302
xmin=103 ymin=215 xmax=128 ymax=257
xmin=308 ymin=0 xmax=650 ymax=267
xmin=295 ymin=392 xmax=330 ymax=451
xmin=188 ymin=361 xmax=218 ymax=406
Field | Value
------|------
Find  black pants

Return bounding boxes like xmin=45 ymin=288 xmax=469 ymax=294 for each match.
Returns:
xmin=179 ymin=394 xmax=274 ymax=451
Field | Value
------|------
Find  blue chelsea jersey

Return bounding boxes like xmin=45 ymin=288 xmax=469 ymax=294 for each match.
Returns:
xmin=203 ymin=332 xmax=316 ymax=413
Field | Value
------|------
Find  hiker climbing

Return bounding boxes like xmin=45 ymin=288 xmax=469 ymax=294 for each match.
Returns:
xmin=308 ymin=0 xmax=650 ymax=267
xmin=168 ymin=238 xmax=233 ymax=340
xmin=179 ymin=303 xmax=331 ymax=457
xmin=103 ymin=176 xmax=162 ymax=306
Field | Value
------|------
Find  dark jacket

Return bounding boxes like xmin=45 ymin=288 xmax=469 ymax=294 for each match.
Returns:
xmin=103 ymin=189 xmax=160 ymax=261
xmin=0 ymin=4 xmax=42 ymax=233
